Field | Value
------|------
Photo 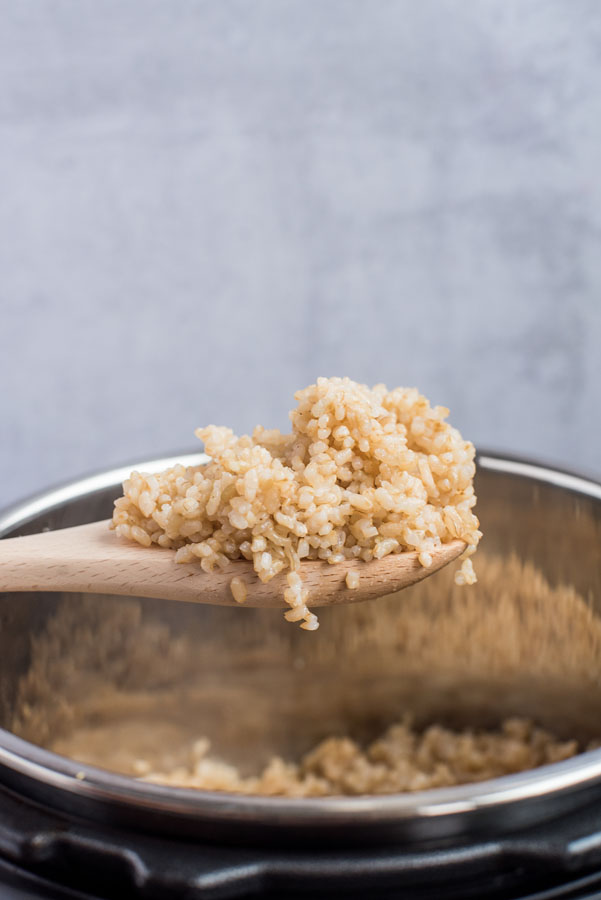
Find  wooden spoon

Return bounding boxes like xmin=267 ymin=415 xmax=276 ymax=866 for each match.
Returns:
xmin=0 ymin=521 xmax=465 ymax=608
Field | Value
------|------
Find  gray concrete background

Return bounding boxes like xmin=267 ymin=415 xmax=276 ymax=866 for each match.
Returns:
xmin=1 ymin=0 xmax=600 ymax=507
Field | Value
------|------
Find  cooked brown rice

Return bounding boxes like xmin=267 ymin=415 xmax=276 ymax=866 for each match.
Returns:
xmin=138 ymin=717 xmax=578 ymax=796
xmin=112 ymin=378 xmax=481 ymax=629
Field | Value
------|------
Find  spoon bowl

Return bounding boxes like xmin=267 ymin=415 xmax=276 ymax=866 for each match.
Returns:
xmin=0 ymin=520 xmax=466 ymax=608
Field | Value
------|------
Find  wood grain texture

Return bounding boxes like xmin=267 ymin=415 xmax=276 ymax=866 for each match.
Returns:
xmin=0 ymin=521 xmax=465 ymax=608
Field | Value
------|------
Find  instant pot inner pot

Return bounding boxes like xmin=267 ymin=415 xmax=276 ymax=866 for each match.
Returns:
xmin=2 ymin=458 xmax=601 ymax=785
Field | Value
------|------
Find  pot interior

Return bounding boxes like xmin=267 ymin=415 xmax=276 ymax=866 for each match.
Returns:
xmin=2 ymin=455 xmax=601 ymax=787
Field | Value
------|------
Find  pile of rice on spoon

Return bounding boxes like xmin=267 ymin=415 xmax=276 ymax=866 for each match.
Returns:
xmin=112 ymin=377 xmax=481 ymax=630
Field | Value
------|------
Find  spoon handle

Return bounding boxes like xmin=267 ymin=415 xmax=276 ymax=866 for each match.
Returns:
xmin=0 ymin=521 xmax=246 ymax=604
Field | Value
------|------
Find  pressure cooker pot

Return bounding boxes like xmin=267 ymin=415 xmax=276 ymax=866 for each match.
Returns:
xmin=1 ymin=452 xmax=601 ymax=899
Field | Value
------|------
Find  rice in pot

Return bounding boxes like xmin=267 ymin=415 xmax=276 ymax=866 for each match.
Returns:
xmin=138 ymin=717 xmax=578 ymax=797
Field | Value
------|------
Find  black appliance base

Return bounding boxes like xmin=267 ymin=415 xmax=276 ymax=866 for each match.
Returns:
xmin=3 ymin=785 xmax=601 ymax=898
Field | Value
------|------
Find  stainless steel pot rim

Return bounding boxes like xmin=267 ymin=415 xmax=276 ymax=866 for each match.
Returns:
xmin=1 ymin=450 xmax=601 ymax=828
xmin=2 ymin=728 xmax=601 ymax=826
